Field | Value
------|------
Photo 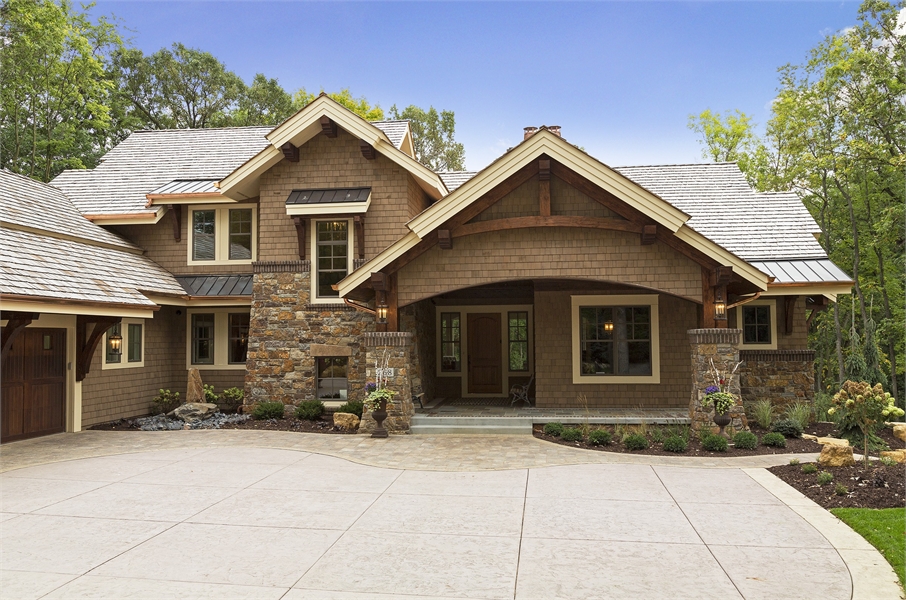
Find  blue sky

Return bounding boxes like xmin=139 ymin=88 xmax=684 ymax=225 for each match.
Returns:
xmin=94 ymin=1 xmax=861 ymax=171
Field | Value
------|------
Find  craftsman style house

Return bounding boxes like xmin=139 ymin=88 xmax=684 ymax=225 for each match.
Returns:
xmin=0 ymin=95 xmax=852 ymax=441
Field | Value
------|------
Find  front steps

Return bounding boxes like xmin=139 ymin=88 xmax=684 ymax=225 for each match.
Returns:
xmin=409 ymin=415 xmax=534 ymax=435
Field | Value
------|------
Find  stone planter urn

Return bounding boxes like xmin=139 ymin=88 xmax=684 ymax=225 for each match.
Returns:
xmin=371 ymin=399 xmax=389 ymax=439
xmin=713 ymin=411 xmax=731 ymax=438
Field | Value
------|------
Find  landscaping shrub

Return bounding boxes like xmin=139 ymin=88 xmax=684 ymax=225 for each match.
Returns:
xmin=761 ymin=432 xmax=787 ymax=447
xmin=789 ymin=458 xmax=800 ymax=465
xmin=663 ymin=435 xmax=688 ymax=453
xmin=733 ymin=431 xmax=758 ymax=450
xmin=203 ymin=384 xmax=219 ymax=404
xmin=801 ymin=463 xmax=818 ymax=474
xmin=813 ymin=392 xmax=834 ymax=422
xmin=783 ymin=401 xmax=812 ymax=431
xmin=834 ymin=484 xmax=849 ymax=496
xmin=751 ymin=399 xmax=774 ymax=430
xmin=560 ymin=427 xmax=583 ymax=442
xmin=830 ymin=381 xmax=905 ymax=468
xmin=702 ymin=434 xmax=728 ymax=452
xmin=623 ymin=433 xmax=649 ymax=451
xmin=336 ymin=399 xmax=364 ymax=419
xmin=151 ymin=389 xmax=180 ymax=414
xmin=772 ymin=418 xmax=803 ymax=438
xmin=880 ymin=456 xmax=898 ymax=467
xmin=817 ymin=471 xmax=834 ymax=485
xmin=295 ymin=399 xmax=325 ymax=421
xmin=543 ymin=422 xmax=565 ymax=437
xmin=251 ymin=401 xmax=285 ymax=420
xmin=650 ymin=428 xmax=666 ymax=444
xmin=588 ymin=429 xmax=612 ymax=446
xmin=220 ymin=387 xmax=244 ymax=410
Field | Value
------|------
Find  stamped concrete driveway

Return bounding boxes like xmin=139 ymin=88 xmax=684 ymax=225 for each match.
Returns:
xmin=0 ymin=446 xmax=863 ymax=600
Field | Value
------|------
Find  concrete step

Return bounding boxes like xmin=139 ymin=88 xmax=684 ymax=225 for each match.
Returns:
xmin=410 ymin=415 xmax=533 ymax=435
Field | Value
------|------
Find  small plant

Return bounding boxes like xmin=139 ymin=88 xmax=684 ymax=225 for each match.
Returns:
xmin=733 ymin=431 xmax=758 ymax=450
xmin=761 ymin=432 xmax=787 ymax=447
xmin=772 ymin=418 xmax=803 ymax=438
xmin=834 ymin=484 xmax=849 ymax=496
xmin=663 ymin=435 xmax=688 ymax=453
xmin=702 ymin=434 xmax=728 ymax=452
xmin=203 ymin=384 xmax=219 ymax=404
xmin=295 ymin=399 xmax=325 ymax=421
xmin=789 ymin=458 xmax=800 ymax=466
xmin=151 ymin=389 xmax=180 ymax=414
xmin=632 ymin=421 xmax=650 ymax=438
xmin=543 ymin=422 xmax=564 ymax=437
xmin=336 ymin=399 xmax=364 ymax=419
xmin=829 ymin=380 xmax=905 ymax=468
xmin=801 ymin=463 xmax=818 ymax=474
xmin=783 ymin=401 xmax=812 ymax=431
xmin=816 ymin=471 xmax=834 ymax=486
xmin=560 ymin=427 xmax=583 ymax=442
xmin=701 ymin=389 xmax=736 ymax=415
xmin=220 ymin=387 xmax=244 ymax=410
xmin=623 ymin=433 xmax=649 ymax=451
xmin=880 ymin=456 xmax=897 ymax=467
xmin=650 ymin=428 xmax=666 ymax=444
xmin=251 ymin=401 xmax=285 ymax=420
xmin=813 ymin=392 xmax=834 ymax=422
xmin=588 ymin=429 xmax=612 ymax=446
xmin=751 ymin=399 xmax=774 ymax=430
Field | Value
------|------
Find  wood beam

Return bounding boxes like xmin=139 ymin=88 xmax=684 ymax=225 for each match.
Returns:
xmin=641 ymin=224 xmax=657 ymax=245
xmin=281 ymin=142 xmax=299 ymax=162
xmin=784 ymin=295 xmax=799 ymax=335
xmin=806 ymin=296 xmax=829 ymax=329
xmin=701 ymin=267 xmax=717 ymax=329
xmin=320 ymin=116 xmax=337 ymax=138
xmin=453 ymin=216 xmax=642 ymax=239
xmin=539 ymin=159 xmax=551 ymax=217
xmin=370 ymin=272 xmax=389 ymax=291
xmin=1 ymin=312 xmax=38 ymax=357
xmin=655 ymin=228 xmax=721 ymax=270
xmin=169 ymin=205 xmax=182 ymax=242
xmin=386 ymin=273 xmax=398 ymax=332
xmin=292 ymin=216 xmax=306 ymax=261
xmin=359 ymin=140 xmax=376 ymax=160
xmin=710 ymin=266 xmax=734 ymax=288
xmin=550 ymin=161 xmax=647 ymax=224
xmin=438 ymin=229 xmax=453 ymax=249
xmin=76 ymin=315 xmax=120 ymax=382
xmin=354 ymin=215 xmax=365 ymax=259
xmin=443 ymin=163 xmax=539 ymax=231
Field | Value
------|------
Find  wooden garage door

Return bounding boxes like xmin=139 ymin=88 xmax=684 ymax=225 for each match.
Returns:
xmin=1 ymin=328 xmax=66 ymax=443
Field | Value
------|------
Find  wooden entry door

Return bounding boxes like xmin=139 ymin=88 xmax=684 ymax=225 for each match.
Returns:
xmin=467 ymin=313 xmax=502 ymax=394
xmin=1 ymin=328 xmax=67 ymax=443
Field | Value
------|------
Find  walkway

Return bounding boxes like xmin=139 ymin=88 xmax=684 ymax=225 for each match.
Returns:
xmin=0 ymin=432 xmax=902 ymax=600
xmin=419 ymin=399 xmax=689 ymax=424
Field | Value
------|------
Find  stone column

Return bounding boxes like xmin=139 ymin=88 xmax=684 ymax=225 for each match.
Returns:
xmin=688 ymin=328 xmax=749 ymax=433
xmin=359 ymin=332 xmax=414 ymax=435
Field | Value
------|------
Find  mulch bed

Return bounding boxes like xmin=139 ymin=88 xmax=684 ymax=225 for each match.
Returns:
xmin=219 ymin=416 xmax=356 ymax=434
xmin=769 ymin=462 xmax=904 ymax=509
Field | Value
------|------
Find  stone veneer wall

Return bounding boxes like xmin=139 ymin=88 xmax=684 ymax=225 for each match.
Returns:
xmin=739 ymin=350 xmax=815 ymax=411
xmin=688 ymin=329 xmax=749 ymax=433
xmin=244 ymin=260 xmax=373 ymax=407
xmin=359 ymin=332 xmax=415 ymax=434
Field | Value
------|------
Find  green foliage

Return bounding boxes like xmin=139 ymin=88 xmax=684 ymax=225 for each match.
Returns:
xmin=650 ymin=428 xmax=666 ymax=444
xmin=389 ymin=104 xmax=465 ymax=171
xmin=293 ymin=87 xmax=384 ymax=120
xmin=772 ymin=418 xmax=804 ymax=438
xmin=751 ymin=399 xmax=775 ymax=429
xmin=817 ymin=471 xmax=834 ymax=485
xmin=231 ymin=73 xmax=294 ymax=126
xmin=336 ymin=399 xmax=364 ymax=419
xmin=687 ymin=109 xmax=761 ymax=180
xmin=663 ymin=435 xmax=688 ymax=453
xmin=733 ymin=431 xmax=758 ymax=450
xmin=295 ymin=399 xmax=325 ymax=421
xmin=801 ymin=463 xmax=818 ymax=474
xmin=702 ymin=434 xmax=729 ymax=452
xmin=831 ymin=381 xmax=904 ymax=467
xmin=789 ymin=458 xmax=801 ymax=465
xmin=880 ymin=456 xmax=898 ymax=467
xmin=587 ymin=429 xmax=612 ymax=446
xmin=560 ymin=427 xmax=583 ymax=442
xmin=251 ymin=401 xmax=285 ymax=420
xmin=834 ymin=484 xmax=850 ymax=497
xmin=220 ymin=387 xmax=244 ymax=409
xmin=623 ymin=433 xmax=649 ymax=451
xmin=814 ymin=392 xmax=835 ymax=422
xmin=783 ymin=401 xmax=813 ymax=431
xmin=701 ymin=391 xmax=736 ymax=415
xmin=203 ymin=384 xmax=219 ymax=404
xmin=151 ymin=389 xmax=180 ymax=414
xmin=761 ymin=432 xmax=787 ymax=447
xmin=831 ymin=508 xmax=905 ymax=589
xmin=543 ymin=422 xmax=564 ymax=437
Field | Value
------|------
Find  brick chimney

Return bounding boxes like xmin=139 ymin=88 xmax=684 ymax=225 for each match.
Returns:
xmin=523 ymin=126 xmax=538 ymax=140
xmin=548 ymin=125 xmax=562 ymax=137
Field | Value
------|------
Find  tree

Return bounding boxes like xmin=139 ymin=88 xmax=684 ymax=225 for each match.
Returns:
xmin=0 ymin=0 xmax=121 ymax=181
xmin=292 ymin=88 xmax=384 ymax=121
xmin=389 ymin=104 xmax=465 ymax=171
xmin=231 ymin=74 xmax=294 ymax=126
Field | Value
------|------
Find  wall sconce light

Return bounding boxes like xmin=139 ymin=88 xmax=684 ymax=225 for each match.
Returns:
xmin=604 ymin=321 xmax=614 ymax=332
xmin=109 ymin=331 xmax=123 ymax=354
xmin=714 ymin=290 xmax=727 ymax=320
xmin=376 ymin=292 xmax=388 ymax=324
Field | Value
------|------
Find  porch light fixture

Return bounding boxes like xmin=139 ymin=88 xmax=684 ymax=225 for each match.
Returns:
xmin=604 ymin=321 xmax=614 ymax=332
xmin=108 ymin=332 xmax=123 ymax=354
xmin=714 ymin=290 xmax=727 ymax=320
xmin=376 ymin=293 xmax=388 ymax=324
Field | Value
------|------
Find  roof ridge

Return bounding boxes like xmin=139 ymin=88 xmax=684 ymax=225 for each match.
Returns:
xmin=615 ymin=161 xmax=739 ymax=169
xmin=132 ymin=126 xmax=273 ymax=133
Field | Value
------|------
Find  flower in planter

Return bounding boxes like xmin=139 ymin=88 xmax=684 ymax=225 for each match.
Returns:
xmin=702 ymin=391 xmax=736 ymax=415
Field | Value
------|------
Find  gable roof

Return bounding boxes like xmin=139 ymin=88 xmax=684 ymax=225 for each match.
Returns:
xmin=370 ymin=120 xmax=410 ymax=149
xmin=438 ymin=171 xmax=478 ymax=192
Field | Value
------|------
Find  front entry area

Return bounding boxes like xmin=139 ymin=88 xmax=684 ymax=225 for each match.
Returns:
xmin=467 ymin=313 xmax=502 ymax=394
xmin=1 ymin=328 xmax=67 ymax=443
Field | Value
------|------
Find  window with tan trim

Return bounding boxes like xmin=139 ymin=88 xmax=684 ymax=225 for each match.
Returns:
xmin=570 ymin=295 xmax=660 ymax=384
xmin=736 ymin=299 xmax=778 ymax=350
xmin=187 ymin=205 xmax=257 ymax=266
xmin=310 ymin=219 xmax=353 ymax=303
xmin=186 ymin=308 xmax=251 ymax=369
xmin=102 ymin=319 xmax=145 ymax=370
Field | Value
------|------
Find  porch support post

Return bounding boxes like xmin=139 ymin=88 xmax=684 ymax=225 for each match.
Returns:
xmin=688 ymin=328 xmax=748 ymax=434
xmin=359 ymin=332 xmax=414 ymax=435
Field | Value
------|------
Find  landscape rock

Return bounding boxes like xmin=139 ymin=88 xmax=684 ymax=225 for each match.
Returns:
xmin=892 ymin=424 xmax=906 ymax=443
xmin=802 ymin=434 xmax=818 ymax=441
xmin=136 ymin=412 xmax=249 ymax=431
xmin=186 ymin=368 xmax=205 ymax=403
xmin=818 ymin=444 xmax=855 ymax=467
xmin=169 ymin=402 xmax=219 ymax=424
xmin=333 ymin=412 xmax=360 ymax=431
xmin=816 ymin=436 xmax=849 ymax=447
xmin=880 ymin=450 xmax=906 ymax=464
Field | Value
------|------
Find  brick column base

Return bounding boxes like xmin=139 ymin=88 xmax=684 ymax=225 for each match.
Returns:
xmin=359 ymin=332 xmax=414 ymax=435
xmin=688 ymin=328 xmax=749 ymax=434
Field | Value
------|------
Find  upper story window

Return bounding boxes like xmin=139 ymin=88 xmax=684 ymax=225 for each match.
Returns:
xmin=103 ymin=319 xmax=145 ymax=369
xmin=188 ymin=206 xmax=256 ymax=265
xmin=311 ymin=220 xmax=352 ymax=301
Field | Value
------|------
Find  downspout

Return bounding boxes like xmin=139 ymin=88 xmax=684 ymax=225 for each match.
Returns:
xmin=343 ymin=297 xmax=375 ymax=315
xmin=726 ymin=292 xmax=762 ymax=310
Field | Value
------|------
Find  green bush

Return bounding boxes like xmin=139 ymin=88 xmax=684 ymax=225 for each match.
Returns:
xmin=733 ymin=431 xmax=758 ymax=450
xmin=801 ymin=463 xmax=818 ymax=474
xmin=813 ymin=392 xmax=834 ymax=422
xmin=834 ymin=484 xmax=849 ymax=496
xmin=789 ymin=458 xmax=800 ymax=465
xmin=560 ymin=427 xmax=583 ymax=442
xmin=751 ymin=399 xmax=774 ymax=430
xmin=880 ymin=456 xmax=898 ymax=467
xmin=663 ymin=435 xmax=688 ymax=453
xmin=151 ymin=389 xmax=180 ymax=414
xmin=588 ymin=429 xmax=612 ymax=446
xmin=650 ymin=428 xmax=666 ymax=444
xmin=702 ymin=434 xmax=728 ymax=452
xmin=251 ymin=401 xmax=285 ymax=420
xmin=772 ymin=418 xmax=803 ymax=438
xmin=220 ymin=387 xmax=244 ymax=409
xmin=203 ymin=384 xmax=219 ymax=404
xmin=817 ymin=471 xmax=834 ymax=486
xmin=335 ymin=399 xmax=364 ymax=419
xmin=543 ymin=422 xmax=565 ymax=437
xmin=783 ymin=401 xmax=812 ymax=431
xmin=295 ymin=399 xmax=325 ymax=421
xmin=761 ymin=432 xmax=787 ymax=447
xmin=623 ymin=433 xmax=649 ymax=451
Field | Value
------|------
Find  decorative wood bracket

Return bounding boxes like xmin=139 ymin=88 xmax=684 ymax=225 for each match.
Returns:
xmin=292 ymin=216 xmax=306 ymax=260
xmin=354 ymin=215 xmax=365 ymax=259
xmin=709 ymin=266 xmax=734 ymax=287
xmin=1 ymin=311 xmax=38 ymax=358
xmin=438 ymin=229 xmax=452 ymax=249
xmin=360 ymin=140 xmax=376 ymax=160
xmin=281 ymin=142 xmax=299 ymax=162
xmin=641 ymin=224 xmax=657 ymax=245
xmin=320 ymin=116 xmax=337 ymax=138
xmin=784 ymin=295 xmax=799 ymax=335
xmin=169 ymin=205 xmax=182 ymax=242
xmin=370 ymin=272 xmax=388 ymax=292
xmin=805 ymin=295 xmax=829 ymax=329
xmin=539 ymin=159 xmax=551 ymax=217
xmin=76 ymin=315 xmax=120 ymax=382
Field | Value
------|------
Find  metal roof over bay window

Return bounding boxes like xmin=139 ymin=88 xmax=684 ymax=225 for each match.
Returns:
xmin=285 ymin=187 xmax=371 ymax=216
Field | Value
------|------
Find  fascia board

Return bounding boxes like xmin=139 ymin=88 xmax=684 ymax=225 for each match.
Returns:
xmin=0 ymin=298 xmax=157 ymax=319
xmin=219 ymin=146 xmax=283 ymax=200
xmin=285 ymin=197 xmax=371 ymax=216
xmin=146 ymin=195 xmax=236 ymax=206
xmin=84 ymin=207 xmax=167 ymax=225
xmin=673 ymin=226 xmax=770 ymax=289
xmin=765 ymin=284 xmax=852 ymax=297
xmin=337 ymin=231 xmax=421 ymax=296
xmin=144 ymin=294 xmax=252 ymax=307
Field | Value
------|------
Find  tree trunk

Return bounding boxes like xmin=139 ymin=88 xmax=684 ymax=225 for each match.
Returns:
xmin=835 ymin=180 xmax=869 ymax=332
xmin=834 ymin=302 xmax=845 ymax=384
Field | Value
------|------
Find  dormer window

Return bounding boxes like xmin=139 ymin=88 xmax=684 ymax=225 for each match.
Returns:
xmin=188 ymin=205 xmax=257 ymax=265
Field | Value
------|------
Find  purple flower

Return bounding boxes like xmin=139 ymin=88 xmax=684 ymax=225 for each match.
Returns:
xmin=705 ymin=385 xmax=719 ymax=395
xmin=365 ymin=382 xmax=377 ymax=393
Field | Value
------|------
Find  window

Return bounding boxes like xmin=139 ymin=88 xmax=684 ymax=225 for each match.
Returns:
xmin=508 ymin=311 xmax=529 ymax=371
xmin=192 ymin=314 xmax=215 ymax=365
xmin=186 ymin=309 xmax=251 ymax=369
xmin=314 ymin=220 xmax=349 ymax=298
xmin=440 ymin=312 xmax=461 ymax=372
xmin=571 ymin=295 xmax=660 ymax=384
xmin=188 ymin=206 xmax=256 ymax=265
xmin=317 ymin=357 xmax=348 ymax=400
xmin=228 ymin=313 xmax=250 ymax=364
xmin=737 ymin=300 xmax=778 ymax=349
xmin=103 ymin=319 xmax=145 ymax=370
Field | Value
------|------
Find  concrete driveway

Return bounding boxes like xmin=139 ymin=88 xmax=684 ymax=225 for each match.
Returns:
xmin=0 ymin=443 xmax=883 ymax=600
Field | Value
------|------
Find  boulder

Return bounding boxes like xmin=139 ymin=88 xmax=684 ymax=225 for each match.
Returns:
xmin=186 ymin=368 xmax=205 ymax=403
xmin=818 ymin=444 xmax=855 ymax=467
xmin=816 ymin=436 xmax=849 ymax=447
xmin=333 ymin=412 xmax=360 ymax=431
xmin=802 ymin=433 xmax=818 ymax=441
xmin=880 ymin=450 xmax=906 ymax=464
xmin=169 ymin=402 xmax=219 ymax=424
xmin=892 ymin=424 xmax=906 ymax=443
